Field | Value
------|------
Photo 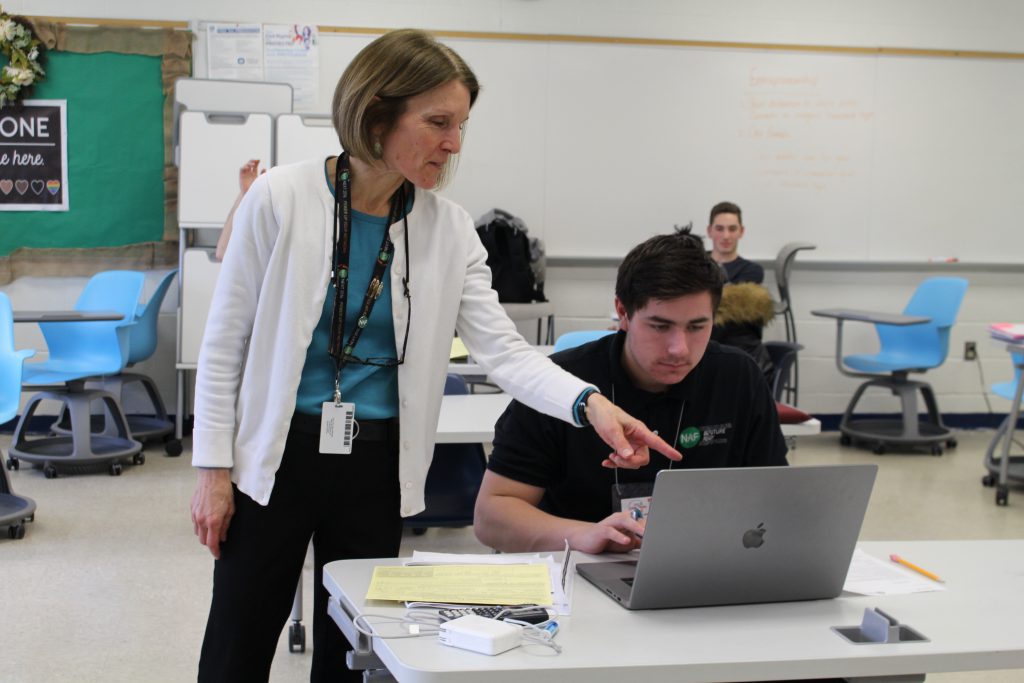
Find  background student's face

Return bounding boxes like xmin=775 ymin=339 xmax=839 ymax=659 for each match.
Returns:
xmin=707 ymin=212 xmax=744 ymax=257
xmin=615 ymin=292 xmax=714 ymax=393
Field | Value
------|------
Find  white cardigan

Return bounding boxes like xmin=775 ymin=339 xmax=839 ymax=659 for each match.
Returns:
xmin=192 ymin=159 xmax=590 ymax=515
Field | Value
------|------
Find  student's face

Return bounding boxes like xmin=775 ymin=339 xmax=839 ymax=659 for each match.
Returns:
xmin=379 ymin=79 xmax=470 ymax=189
xmin=707 ymin=212 xmax=744 ymax=258
xmin=615 ymin=292 xmax=714 ymax=393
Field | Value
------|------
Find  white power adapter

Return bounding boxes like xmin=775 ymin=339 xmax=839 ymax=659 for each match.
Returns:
xmin=438 ymin=614 xmax=522 ymax=655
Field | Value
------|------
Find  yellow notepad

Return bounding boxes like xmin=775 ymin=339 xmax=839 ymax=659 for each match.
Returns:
xmin=450 ymin=337 xmax=470 ymax=360
xmin=365 ymin=564 xmax=552 ymax=606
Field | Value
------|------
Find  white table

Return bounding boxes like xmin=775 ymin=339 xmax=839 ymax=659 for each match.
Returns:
xmin=435 ymin=393 xmax=821 ymax=444
xmin=447 ymin=346 xmax=555 ymax=384
xmin=324 ymin=540 xmax=1024 ymax=682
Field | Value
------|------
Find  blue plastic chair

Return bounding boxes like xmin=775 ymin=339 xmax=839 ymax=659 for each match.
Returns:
xmin=92 ymin=270 xmax=181 ymax=456
xmin=0 ymin=292 xmax=37 ymax=539
xmin=405 ymin=374 xmax=487 ymax=533
xmin=553 ymin=329 xmax=615 ymax=353
xmin=982 ymin=350 xmax=1024 ymax=505
xmin=9 ymin=271 xmax=145 ymax=478
xmin=991 ymin=352 xmax=1024 ymax=403
xmin=837 ymin=277 xmax=968 ymax=455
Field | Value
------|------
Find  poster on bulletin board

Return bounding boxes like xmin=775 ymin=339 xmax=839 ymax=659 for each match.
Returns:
xmin=0 ymin=99 xmax=68 ymax=211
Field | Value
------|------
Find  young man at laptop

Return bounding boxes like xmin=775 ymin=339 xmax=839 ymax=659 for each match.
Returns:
xmin=474 ymin=228 xmax=788 ymax=554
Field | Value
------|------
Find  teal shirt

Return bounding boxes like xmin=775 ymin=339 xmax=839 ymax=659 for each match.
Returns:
xmin=294 ymin=169 xmax=402 ymax=419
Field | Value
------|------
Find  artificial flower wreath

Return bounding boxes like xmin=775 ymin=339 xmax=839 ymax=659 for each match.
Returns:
xmin=0 ymin=6 xmax=46 ymax=108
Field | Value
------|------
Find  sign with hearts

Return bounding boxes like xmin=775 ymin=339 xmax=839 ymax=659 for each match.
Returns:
xmin=0 ymin=99 xmax=69 ymax=211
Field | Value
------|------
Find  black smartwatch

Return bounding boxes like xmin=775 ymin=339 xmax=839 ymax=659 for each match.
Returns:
xmin=574 ymin=388 xmax=598 ymax=427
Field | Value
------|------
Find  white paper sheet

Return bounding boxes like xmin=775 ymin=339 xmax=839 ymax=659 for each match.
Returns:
xmin=843 ymin=549 xmax=947 ymax=595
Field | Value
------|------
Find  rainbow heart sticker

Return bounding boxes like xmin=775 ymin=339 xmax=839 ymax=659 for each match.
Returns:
xmin=46 ymin=180 xmax=60 ymax=195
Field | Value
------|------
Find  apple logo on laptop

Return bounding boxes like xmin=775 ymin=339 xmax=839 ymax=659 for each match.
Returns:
xmin=742 ymin=522 xmax=766 ymax=549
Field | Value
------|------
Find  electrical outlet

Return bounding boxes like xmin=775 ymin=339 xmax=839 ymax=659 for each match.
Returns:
xmin=964 ymin=341 xmax=977 ymax=361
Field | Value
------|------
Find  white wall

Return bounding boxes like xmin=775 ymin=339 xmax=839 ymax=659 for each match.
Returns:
xmin=16 ymin=0 xmax=1024 ymax=53
xmin=8 ymin=1 xmax=1024 ymax=420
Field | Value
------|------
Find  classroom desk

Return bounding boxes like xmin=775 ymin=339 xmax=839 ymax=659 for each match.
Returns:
xmin=324 ymin=540 xmax=1024 ymax=683
xmin=435 ymin=393 xmax=821 ymax=444
xmin=447 ymin=346 xmax=555 ymax=384
xmin=13 ymin=310 xmax=124 ymax=323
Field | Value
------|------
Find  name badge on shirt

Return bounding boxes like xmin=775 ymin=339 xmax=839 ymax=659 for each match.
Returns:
xmin=320 ymin=402 xmax=355 ymax=454
xmin=611 ymin=481 xmax=655 ymax=519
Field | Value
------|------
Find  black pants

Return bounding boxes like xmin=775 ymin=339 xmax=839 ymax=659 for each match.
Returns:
xmin=198 ymin=425 xmax=403 ymax=683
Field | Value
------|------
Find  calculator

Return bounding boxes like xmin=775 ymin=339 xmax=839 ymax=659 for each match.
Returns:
xmin=437 ymin=605 xmax=550 ymax=624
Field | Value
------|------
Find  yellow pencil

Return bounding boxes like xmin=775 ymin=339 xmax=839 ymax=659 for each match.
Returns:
xmin=890 ymin=554 xmax=945 ymax=583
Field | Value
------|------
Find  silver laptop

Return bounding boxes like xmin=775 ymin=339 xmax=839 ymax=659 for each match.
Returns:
xmin=576 ymin=464 xmax=877 ymax=610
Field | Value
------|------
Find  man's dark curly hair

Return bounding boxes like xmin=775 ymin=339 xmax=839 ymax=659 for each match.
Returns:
xmin=615 ymin=227 xmax=724 ymax=317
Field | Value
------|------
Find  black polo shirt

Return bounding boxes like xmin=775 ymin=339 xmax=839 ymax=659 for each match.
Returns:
xmin=488 ymin=332 xmax=788 ymax=523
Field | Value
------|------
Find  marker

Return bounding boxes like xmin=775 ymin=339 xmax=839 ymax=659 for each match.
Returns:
xmin=890 ymin=554 xmax=944 ymax=583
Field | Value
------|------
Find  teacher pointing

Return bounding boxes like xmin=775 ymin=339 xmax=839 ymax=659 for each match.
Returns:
xmin=189 ymin=28 xmax=681 ymax=683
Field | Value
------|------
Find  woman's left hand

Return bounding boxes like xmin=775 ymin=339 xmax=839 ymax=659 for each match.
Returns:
xmin=585 ymin=393 xmax=683 ymax=469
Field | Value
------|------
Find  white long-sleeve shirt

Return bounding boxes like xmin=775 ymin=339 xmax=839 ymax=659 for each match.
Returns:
xmin=192 ymin=158 xmax=590 ymax=515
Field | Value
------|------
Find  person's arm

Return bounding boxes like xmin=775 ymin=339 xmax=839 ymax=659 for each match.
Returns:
xmin=215 ymin=192 xmax=245 ymax=262
xmin=215 ymin=159 xmax=263 ymax=262
xmin=454 ymin=226 xmax=681 ymax=468
xmin=474 ymin=471 xmax=645 ymax=553
xmin=191 ymin=173 xmax=276 ymax=558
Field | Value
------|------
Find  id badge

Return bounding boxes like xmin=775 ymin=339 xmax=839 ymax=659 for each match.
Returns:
xmin=320 ymin=402 xmax=355 ymax=454
xmin=611 ymin=482 xmax=654 ymax=519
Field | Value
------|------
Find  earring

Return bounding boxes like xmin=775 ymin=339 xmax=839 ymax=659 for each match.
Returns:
xmin=372 ymin=139 xmax=383 ymax=159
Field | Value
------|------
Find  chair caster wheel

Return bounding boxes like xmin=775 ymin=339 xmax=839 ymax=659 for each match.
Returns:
xmin=839 ymin=435 xmax=852 ymax=446
xmin=288 ymin=622 xmax=306 ymax=653
xmin=132 ymin=452 xmax=146 ymax=466
xmin=6 ymin=457 xmax=17 ymax=471
xmin=109 ymin=462 xmax=123 ymax=476
xmin=996 ymin=486 xmax=1009 ymax=506
xmin=8 ymin=523 xmax=25 ymax=539
xmin=873 ymin=444 xmax=886 ymax=455
xmin=43 ymin=463 xmax=58 ymax=479
xmin=931 ymin=445 xmax=943 ymax=456
xmin=946 ymin=438 xmax=957 ymax=449
xmin=982 ymin=474 xmax=996 ymax=487
xmin=164 ymin=439 xmax=183 ymax=457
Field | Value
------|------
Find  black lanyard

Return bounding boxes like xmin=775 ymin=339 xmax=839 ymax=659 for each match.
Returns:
xmin=328 ymin=152 xmax=409 ymax=396
xmin=612 ymin=384 xmax=684 ymax=488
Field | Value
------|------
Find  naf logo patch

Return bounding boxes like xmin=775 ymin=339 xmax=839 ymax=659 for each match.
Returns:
xmin=678 ymin=423 xmax=733 ymax=449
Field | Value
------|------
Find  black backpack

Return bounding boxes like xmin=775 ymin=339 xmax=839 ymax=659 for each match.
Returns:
xmin=475 ymin=209 xmax=546 ymax=303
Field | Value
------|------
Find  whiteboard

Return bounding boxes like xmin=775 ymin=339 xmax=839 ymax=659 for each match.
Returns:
xmin=177 ymin=111 xmax=273 ymax=226
xmin=302 ymin=33 xmax=1024 ymax=263
xmin=275 ymin=114 xmax=341 ymax=167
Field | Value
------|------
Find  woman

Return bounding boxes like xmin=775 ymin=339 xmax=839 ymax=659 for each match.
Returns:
xmin=190 ymin=29 xmax=679 ymax=682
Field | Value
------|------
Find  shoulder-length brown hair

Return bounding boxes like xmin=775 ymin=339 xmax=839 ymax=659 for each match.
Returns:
xmin=331 ymin=29 xmax=480 ymax=187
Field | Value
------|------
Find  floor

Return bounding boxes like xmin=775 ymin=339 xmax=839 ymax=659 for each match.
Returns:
xmin=1 ymin=429 xmax=1021 ymax=683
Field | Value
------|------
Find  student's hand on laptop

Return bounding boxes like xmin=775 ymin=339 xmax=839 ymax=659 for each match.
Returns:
xmin=569 ymin=513 xmax=646 ymax=554
xmin=586 ymin=393 xmax=683 ymax=468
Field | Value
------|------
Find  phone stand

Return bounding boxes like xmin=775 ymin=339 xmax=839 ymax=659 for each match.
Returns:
xmin=832 ymin=607 xmax=929 ymax=644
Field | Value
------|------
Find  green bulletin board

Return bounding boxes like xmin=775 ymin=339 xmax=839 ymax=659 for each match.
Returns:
xmin=0 ymin=51 xmax=164 ymax=256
